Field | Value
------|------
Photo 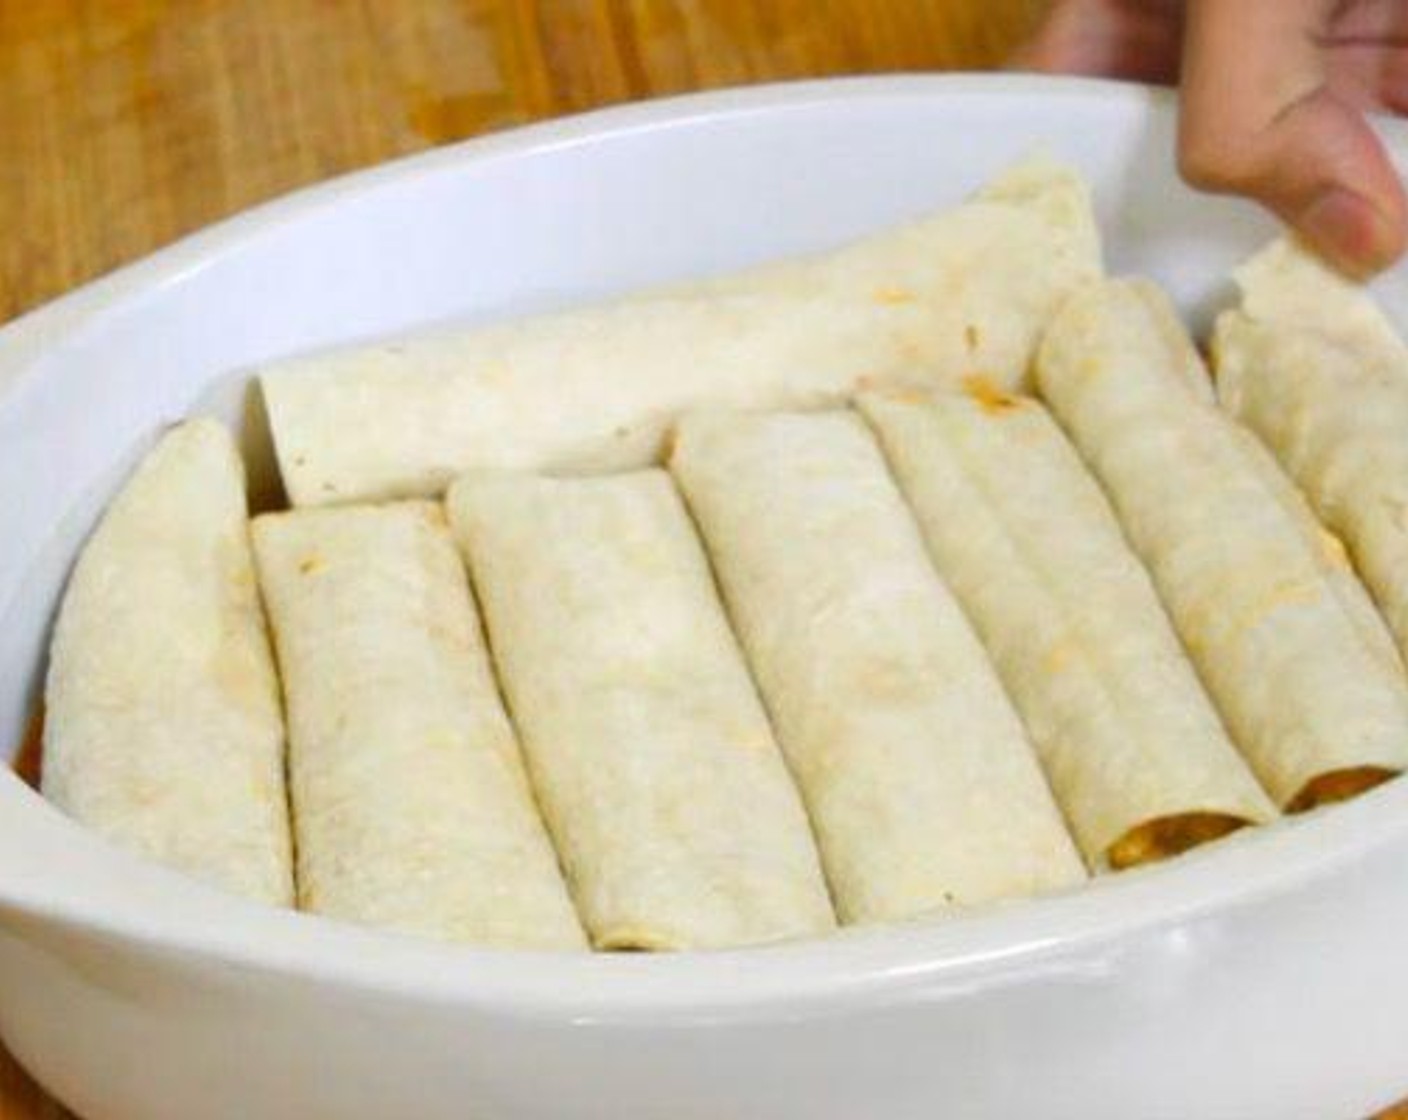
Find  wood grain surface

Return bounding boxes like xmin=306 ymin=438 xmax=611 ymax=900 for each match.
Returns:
xmin=0 ymin=0 xmax=1045 ymax=322
xmin=2 ymin=2 xmax=1405 ymax=1119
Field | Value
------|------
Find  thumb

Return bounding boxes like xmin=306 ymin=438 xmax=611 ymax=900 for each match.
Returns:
xmin=1178 ymin=0 xmax=1407 ymax=276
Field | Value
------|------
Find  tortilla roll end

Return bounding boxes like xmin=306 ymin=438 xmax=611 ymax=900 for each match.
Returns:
xmin=596 ymin=927 xmax=694 ymax=953
xmin=1107 ymin=812 xmax=1253 ymax=871
xmin=1286 ymin=766 xmax=1399 ymax=813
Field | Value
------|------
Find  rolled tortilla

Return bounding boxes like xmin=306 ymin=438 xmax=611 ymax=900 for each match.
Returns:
xmin=252 ymin=501 xmax=585 ymax=949
xmin=263 ymin=157 xmax=1101 ymax=506
xmin=43 ymin=420 xmax=294 ymax=905
xmin=1214 ymin=238 xmax=1408 ymax=662
xmin=669 ymin=410 xmax=1086 ymax=924
xmin=1038 ymin=277 xmax=1408 ymax=810
xmin=448 ymin=470 xmax=836 ymax=950
xmin=860 ymin=387 xmax=1276 ymax=869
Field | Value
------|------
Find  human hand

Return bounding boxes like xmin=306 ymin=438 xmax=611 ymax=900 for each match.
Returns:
xmin=1016 ymin=0 xmax=1408 ymax=277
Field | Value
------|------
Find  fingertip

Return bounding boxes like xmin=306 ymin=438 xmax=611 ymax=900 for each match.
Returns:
xmin=1291 ymin=116 xmax=1408 ymax=276
xmin=1298 ymin=187 xmax=1408 ymax=278
xmin=1180 ymin=81 xmax=1408 ymax=277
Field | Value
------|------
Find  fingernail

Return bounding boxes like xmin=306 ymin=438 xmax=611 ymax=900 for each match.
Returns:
xmin=1300 ymin=188 xmax=1405 ymax=278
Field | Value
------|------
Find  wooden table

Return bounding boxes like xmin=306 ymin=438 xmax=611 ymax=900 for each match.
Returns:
xmin=0 ymin=0 xmax=1043 ymax=322
xmin=1 ymin=2 xmax=1404 ymax=1118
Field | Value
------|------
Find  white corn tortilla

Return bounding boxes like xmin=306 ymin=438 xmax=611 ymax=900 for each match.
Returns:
xmin=860 ymin=387 xmax=1276 ymax=869
xmin=1214 ymin=238 xmax=1408 ymax=661
xmin=43 ymin=420 xmax=294 ymax=905
xmin=252 ymin=501 xmax=586 ymax=949
xmin=1038 ymin=277 xmax=1408 ymax=809
xmin=669 ymin=410 xmax=1086 ymax=924
xmin=448 ymin=470 xmax=836 ymax=950
xmin=263 ymin=157 xmax=1101 ymax=506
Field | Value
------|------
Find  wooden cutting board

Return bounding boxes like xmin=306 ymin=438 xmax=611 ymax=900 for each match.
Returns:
xmin=2 ymin=2 xmax=1405 ymax=1118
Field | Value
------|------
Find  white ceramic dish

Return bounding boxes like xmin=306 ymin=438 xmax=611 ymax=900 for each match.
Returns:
xmin=3 ymin=74 xmax=1408 ymax=1120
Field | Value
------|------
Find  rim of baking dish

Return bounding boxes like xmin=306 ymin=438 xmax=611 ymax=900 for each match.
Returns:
xmin=4 ymin=73 xmax=1408 ymax=1019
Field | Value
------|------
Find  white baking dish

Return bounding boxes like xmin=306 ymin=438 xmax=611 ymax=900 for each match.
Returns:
xmin=3 ymin=75 xmax=1408 ymax=1120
